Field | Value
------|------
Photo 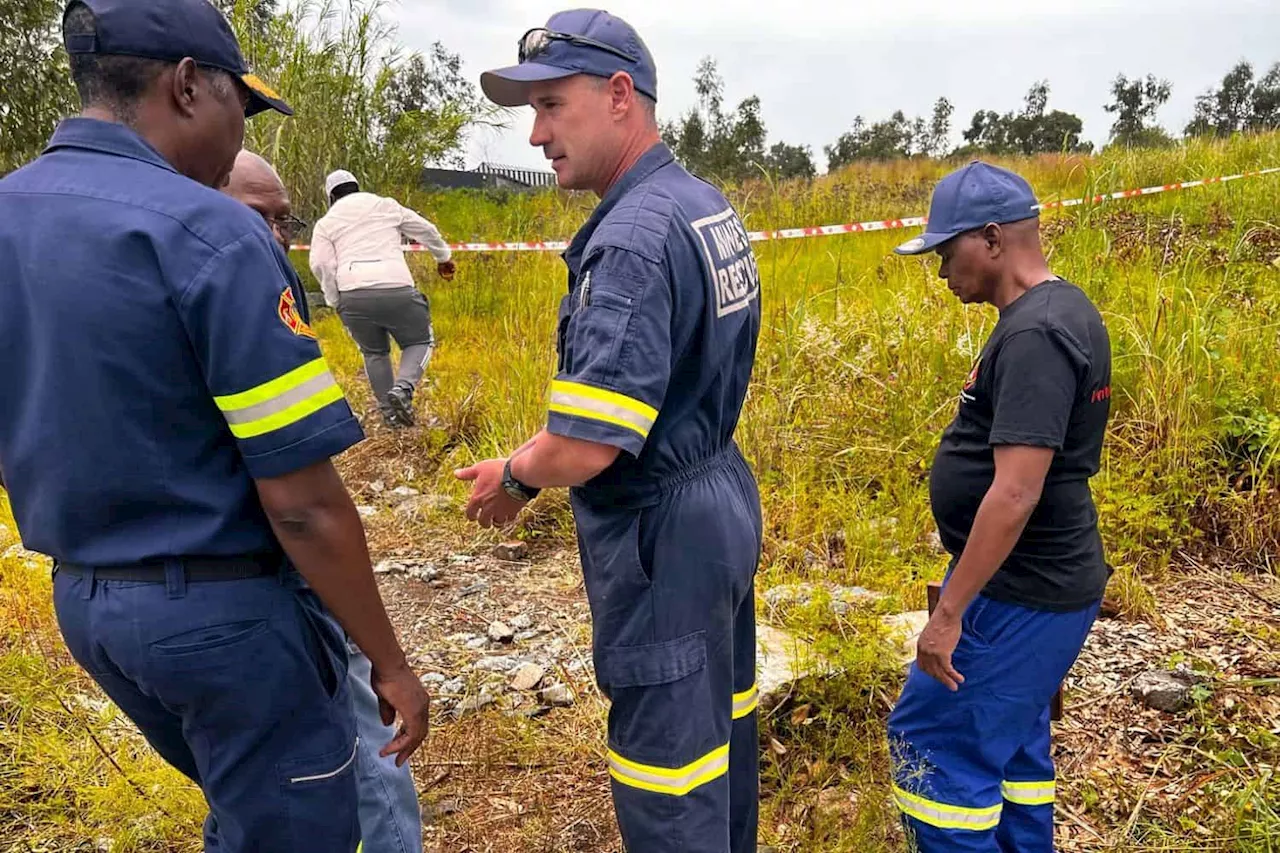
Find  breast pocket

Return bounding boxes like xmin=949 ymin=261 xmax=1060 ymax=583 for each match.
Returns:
xmin=563 ymin=289 xmax=633 ymax=381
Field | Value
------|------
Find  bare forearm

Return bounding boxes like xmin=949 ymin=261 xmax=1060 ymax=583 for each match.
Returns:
xmin=265 ymin=494 xmax=407 ymax=674
xmin=937 ymin=487 xmax=1038 ymax=618
xmin=509 ymin=429 xmax=618 ymax=489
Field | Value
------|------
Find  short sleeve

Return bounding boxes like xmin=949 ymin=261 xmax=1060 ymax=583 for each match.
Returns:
xmin=177 ymin=231 xmax=364 ymax=478
xmin=548 ymin=247 xmax=672 ymax=457
xmin=988 ymin=328 xmax=1085 ymax=450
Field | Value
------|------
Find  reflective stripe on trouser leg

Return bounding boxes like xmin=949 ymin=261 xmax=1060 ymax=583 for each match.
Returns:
xmin=729 ymin=579 xmax=758 ymax=853
xmin=996 ymin=704 xmax=1055 ymax=853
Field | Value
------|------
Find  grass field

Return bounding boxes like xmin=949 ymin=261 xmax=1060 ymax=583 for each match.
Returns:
xmin=3 ymin=134 xmax=1279 ymax=850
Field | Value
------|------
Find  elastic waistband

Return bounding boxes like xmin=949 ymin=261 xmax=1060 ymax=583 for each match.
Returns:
xmin=56 ymin=553 xmax=285 ymax=583
xmin=575 ymin=447 xmax=741 ymax=510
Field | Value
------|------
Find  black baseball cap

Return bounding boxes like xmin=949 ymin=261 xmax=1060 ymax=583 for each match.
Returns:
xmin=63 ymin=0 xmax=293 ymax=117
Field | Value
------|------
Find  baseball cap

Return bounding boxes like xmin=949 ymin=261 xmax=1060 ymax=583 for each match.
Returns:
xmin=63 ymin=0 xmax=293 ymax=118
xmin=480 ymin=9 xmax=657 ymax=108
xmin=894 ymin=161 xmax=1039 ymax=255
xmin=324 ymin=169 xmax=358 ymax=198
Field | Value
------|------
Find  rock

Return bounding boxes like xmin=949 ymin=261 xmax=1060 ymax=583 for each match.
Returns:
xmin=406 ymin=563 xmax=439 ymax=582
xmin=488 ymin=621 xmax=515 ymax=644
xmin=450 ymin=554 xmax=476 ymax=565
xmin=439 ymin=677 xmax=466 ymax=696
xmin=373 ymin=559 xmax=405 ymax=575
xmin=369 ymin=480 xmax=386 ymax=494
xmin=756 ymin=624 xmax=817 ymax=710
xmin=436 ymin=798 xmax=461 ymax=815
xmin=387 ymin=486 xmax=420 ymax=502
xmin=539 ymin=683 xmax=575 ymax=707
xmin=515 ymin=630 xmax=539 ymax=642
xmin=881 ymin=611 xmax=931 ymax=663
xmin=511 ymin=663 xmax=546 ymax=692
xmin=456 ymin=579 xmax=489 ymax=599
xmin=452 ymin=692 xmax=495 ymax=718
xmin=356 ymin=505 xmax=378 ymax=519
xmin=465 ymin=637 xmax=488 ymax=651
xmin=473 ymin=655 xmax=521 ymax=674
xmin=510 ymin=613 xmax=534 ymax=630
xmin=420 ymin=672 xmax=446 ymax=686
xmin=395 ymin=495 xmax=454 ymax=518
xmin=1131 ymin=669 xmax=1204 ymax=712
xmin=493 ymin=541 xmax=529 ymax=561
xmin=763 ymin=582 xmax=884 ymax=616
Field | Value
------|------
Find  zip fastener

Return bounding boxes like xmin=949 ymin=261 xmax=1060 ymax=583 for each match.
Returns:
xmin=289 ymin=737 xmax=359 ymax=784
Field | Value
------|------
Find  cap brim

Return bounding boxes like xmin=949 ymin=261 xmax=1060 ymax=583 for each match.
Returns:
xmin=893 ymin=230 xmax=956 ymax=256
xmin=480 ymin=63 xmax=579 ymax=107
xmin=241 ymin=73 xmax=294 ymax=117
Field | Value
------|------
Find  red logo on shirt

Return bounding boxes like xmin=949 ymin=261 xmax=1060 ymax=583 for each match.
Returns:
xmin=1091 ymin=385 xmax=1112 ymax=404
xmin=277 ymin=287 xmax=316 ymax=339
xmin=962 ymin=358 xmax=981 ymax=391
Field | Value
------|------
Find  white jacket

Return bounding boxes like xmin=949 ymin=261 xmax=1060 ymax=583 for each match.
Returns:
xmin=309 ymin=192 xmax=452 ymax=307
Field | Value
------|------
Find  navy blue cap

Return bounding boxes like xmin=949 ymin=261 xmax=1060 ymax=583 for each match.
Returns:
xmin=894 ymin=161 xmax=1039 ymax=255
xmin=62 ymin=0 xmax=293 ymax=117
xmin=481 ymin=9 xmax=657 ymax=108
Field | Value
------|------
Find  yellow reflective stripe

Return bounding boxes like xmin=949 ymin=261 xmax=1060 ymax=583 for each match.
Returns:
xmin=214 ymin=358 xmax=329 ymax=411
xmin=608 ymin=744 xmax=729 ymax=797
xmin=732 ymin=684 xmax=759 ymax=719
xmin=226 ymin=384 xmax=345 ymax=439
xmin=892 ymin=785 xmax=1002 ymax=831
xmin=1002 ymin=779 xmax=1055 ymax=806
xmin=549 ymin=380 xmax=657 ymax=438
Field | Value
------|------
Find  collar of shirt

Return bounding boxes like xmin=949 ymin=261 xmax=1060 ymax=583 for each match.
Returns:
xmin=43 ymin=117 xmax=178 ymax=176
xmin=563 ymin=141 xmax=675 ymax=277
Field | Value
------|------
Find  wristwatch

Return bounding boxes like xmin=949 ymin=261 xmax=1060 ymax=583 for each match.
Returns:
xmin=501 ymin=458 xmax=540 ymax=502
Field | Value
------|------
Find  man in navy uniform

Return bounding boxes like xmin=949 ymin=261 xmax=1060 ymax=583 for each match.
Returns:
xmin=0 ymin=1 xmax=429 ymax=849
xmin=888 ymin=162 xmax=1112 ymax=852
xmin=459 ymin=11 xmax=763 ymax=852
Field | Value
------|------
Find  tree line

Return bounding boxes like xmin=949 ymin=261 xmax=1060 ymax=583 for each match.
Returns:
xmin=663 ymin=58 xmax=1280 ymax=183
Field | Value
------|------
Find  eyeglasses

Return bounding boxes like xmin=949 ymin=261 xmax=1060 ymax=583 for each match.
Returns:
xmin=265 ymin=214 xmax=307 ymax=239
xmin=517 ymin=28 xmax=638 ymax=65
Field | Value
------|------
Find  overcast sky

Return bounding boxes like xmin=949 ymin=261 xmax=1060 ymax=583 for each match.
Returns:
xmin=392 ymin=0 xmax=1280 ymax=173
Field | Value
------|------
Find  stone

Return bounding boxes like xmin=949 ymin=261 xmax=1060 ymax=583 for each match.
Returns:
xmin=756 ymin=624 xmax=817 ymax=710
xmin=1131 ymin=669 xmax=1204 ymax=712
xmin=510 ymin=614 xmax=534 ymax=630
xmin=387 ymin=486 xmax=420 ymax=502
xmin=539 ymin=683 xmax=575 ymax=707
xmin=473 ymin=655 xmax=521 ymax=674
xmin=465 ymin=637 xmax=488 ymax=651
xmin=763 ymin=582 xmax=884 ymax=616
xmin=511 ymin=663 xmax=546 ymax=692
xmin=356 ymin=505 xmax=378 ymax=519
xmin=493 ymin=541 xmax=529 ymax=561
xmin=452 ymin=692 xmax=496 ymax=718
xmin=456 ymin=579 xmax=489 ymax=599
xmin=369 ymin=480 xmax=386 ymax=493
xmin=881 ymin=611 xmax=931 ymax=663
xmin=373 ymin=559 xmax=405 ymax=575
xmin=450 ymin=554 xmax=476 ymax=565
xmin=439 ymin=677 xmax=466 ymax=696
xmin=406 ymin=564 xmax=439 ymax=582
xmin=515 ymin=630 xmax=539 ymax=642
xmin=420 ymin=672 xmax=446 ymax=686
xmin=488 ymin=621 xmax=515 ymax=644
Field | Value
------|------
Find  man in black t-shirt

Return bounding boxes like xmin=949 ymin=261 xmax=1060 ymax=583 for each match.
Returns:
xmin=886 ymin=161 xmax=1112 ymax=853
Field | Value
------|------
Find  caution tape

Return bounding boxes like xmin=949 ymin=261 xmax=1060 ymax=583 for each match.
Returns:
xmin=288 ymin=166 xmax=1280 ymax=253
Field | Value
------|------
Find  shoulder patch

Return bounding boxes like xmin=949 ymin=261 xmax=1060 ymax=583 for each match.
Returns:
xmin=691 ymin=207 xmax=760 ymax=317
xmin=277 ymin=287 xmax=316 ymax=339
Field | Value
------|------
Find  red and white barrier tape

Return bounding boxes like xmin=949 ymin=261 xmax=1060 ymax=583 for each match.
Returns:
xmin=288 ymin=166 xmax=1280 ymax=253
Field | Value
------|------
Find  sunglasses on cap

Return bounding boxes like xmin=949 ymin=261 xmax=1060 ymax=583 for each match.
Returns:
xmin=517 ymin=27 xmax=639 ymax=65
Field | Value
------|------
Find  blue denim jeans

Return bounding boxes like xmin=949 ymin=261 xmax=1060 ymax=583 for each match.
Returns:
xmin=346 ymin=641 xmax=424 ymax=853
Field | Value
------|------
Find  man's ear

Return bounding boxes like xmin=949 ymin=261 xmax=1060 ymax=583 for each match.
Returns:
xmin=983 ymin=222 xmax=1004 ymax=258
xmin=608 ymin=71 xmax=636 ymax=119
xmin=170 ymin=57 xmax=200 ymax=118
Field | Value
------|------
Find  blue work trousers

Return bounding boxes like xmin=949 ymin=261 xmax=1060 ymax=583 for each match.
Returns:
xmin=887 ymin=592 xmax=1100 ymax=852
xmin=574 ymin=449 xmax=762 ymax=853
xmin=53 ymin=564 xmax=360 ymax=852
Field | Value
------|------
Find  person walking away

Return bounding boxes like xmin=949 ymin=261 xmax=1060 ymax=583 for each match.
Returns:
xmin=310 ymin=170 xmax=456 ymax=428
xmin=460 ymin=11 xmax=764 ymax=852
xmin=887 ymin=161 xmax=1113 ymax=852
xmin=0 ymin=2 xmax=430 ymax=849
xmin=223 ymin=150 xmax=426 ymax=853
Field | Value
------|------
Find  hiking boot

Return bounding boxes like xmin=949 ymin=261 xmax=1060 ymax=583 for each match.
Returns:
xmin=386 ymin=383 xmax=416 ymax=427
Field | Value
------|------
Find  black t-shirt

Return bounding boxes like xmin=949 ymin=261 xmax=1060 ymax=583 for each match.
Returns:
xmin=929 ymin=280 xmax=1113 ymax=611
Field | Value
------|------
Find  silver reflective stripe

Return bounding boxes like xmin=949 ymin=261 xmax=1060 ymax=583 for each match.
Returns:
xmin=289 ymin=738 xmax=359 ymax=784
xmin=549 ymin=388 xmax=655 ymax=435
xmin=607 ymin=745 xmax=730 ymax=796
xmin=893 ymin=785 xmax=1002 ymax=830
xmin=732 ymin=684 xmax=759 ymax=719
xmin=221 ymin=370 xmax=337 ymax=425
xmin=1002 ymin=780 xmax=1055 ymax=805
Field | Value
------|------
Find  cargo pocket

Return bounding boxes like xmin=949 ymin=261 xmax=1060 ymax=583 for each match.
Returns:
xmin=276 ymin=737 xmax=360 ymax=848
xmin=294 ymin=590 xmax=350 ymax=701
xmin=598 ymin=632 xmax=727 ymax=798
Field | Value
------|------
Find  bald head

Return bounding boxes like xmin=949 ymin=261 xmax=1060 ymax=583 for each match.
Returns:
xmin=222 ymin=150 xmax=293 ymax=250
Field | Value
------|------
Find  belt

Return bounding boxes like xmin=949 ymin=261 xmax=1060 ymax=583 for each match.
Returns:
xmin=55 ymin=554 xmax=284 ymax=583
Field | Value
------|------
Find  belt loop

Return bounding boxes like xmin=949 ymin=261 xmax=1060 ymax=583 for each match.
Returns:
xmin=80 ymin=566 xmax=95 ymax=600
xmin=165 ymin=558 xmax=187 ymax=599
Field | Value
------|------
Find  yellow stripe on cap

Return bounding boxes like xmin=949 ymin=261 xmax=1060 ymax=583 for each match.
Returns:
xmin=241 ymin=73 xmax=282 ymax=101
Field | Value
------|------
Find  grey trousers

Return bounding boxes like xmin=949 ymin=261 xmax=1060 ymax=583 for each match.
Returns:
xmin=336 ymin=286 xmax=434 ymax=414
